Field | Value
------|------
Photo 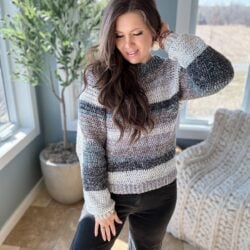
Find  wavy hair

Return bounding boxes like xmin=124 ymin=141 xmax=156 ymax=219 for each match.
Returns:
xmin=83 ymin=0 xmax=162 ymax=144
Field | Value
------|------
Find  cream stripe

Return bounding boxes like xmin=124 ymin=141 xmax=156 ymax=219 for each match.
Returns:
xmin=106 ymin=132 xmax=175 ymax=157
xmin=108 ymin=157 xmax=176 ymax=184
xmin=107 ymin=121 xmax=176 ymax=141
xmin=147 ymin=84 xmax=179 ymax=103
xmin=80 ymin=89 xmax=103 ymax=108
xmin=165 ymin=33 xmax=207 ymax=68
xmin=83 ymin=188 xmax=115 ymax=218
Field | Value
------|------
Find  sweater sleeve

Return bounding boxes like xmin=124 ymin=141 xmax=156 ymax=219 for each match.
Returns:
xmin=164 ymin=33 xmax=234 ymax=100
xmin=76 ymin=69 xmax=115 ymax=219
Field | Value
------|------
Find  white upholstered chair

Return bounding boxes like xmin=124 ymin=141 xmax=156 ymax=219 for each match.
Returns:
xmin=167 ymin=108 xmax=250 ymax=250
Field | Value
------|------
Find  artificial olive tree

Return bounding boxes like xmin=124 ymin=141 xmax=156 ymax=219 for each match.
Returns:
xmin=1 ymin=0 xmax=106 ymax=154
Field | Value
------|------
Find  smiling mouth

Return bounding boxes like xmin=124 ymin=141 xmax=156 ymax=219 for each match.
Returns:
xmin=127 ymin=50 xmax=138 ymax=57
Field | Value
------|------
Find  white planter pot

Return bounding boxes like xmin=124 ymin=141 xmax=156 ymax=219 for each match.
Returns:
xmin=39 ymin=149 xmax=83 ymax=204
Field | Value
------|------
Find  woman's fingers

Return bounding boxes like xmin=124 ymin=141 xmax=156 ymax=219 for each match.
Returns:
xmin=110 ymin=213 xmax=123 ymax=237
xmin=110 ymin=222 xmax=116 ymax=237
xmin=114 ymin=214 xmax=123 ymax=224
xmin=160 ymin=22 xmax=170 ymax=34
xmin=100 ymin=226 xmax=107 ymax=241
xmin=158 ymin=22 xmax=172 ymax=49
xmin=94 ymin=221 xmax=98 ymax=237
xmin=105 ymin=226 xmax=111 ymax=241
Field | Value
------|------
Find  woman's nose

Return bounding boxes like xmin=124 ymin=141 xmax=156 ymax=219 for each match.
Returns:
xmin=124 ymin=37 xmax=134 ymax=49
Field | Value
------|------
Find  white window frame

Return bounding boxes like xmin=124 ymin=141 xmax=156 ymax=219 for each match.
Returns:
xmin=242 ymin=65 xmax=250 ymax=113
xmin=0 ymin=0 xmax=40 ymax=170
xmin=176 ymin=0 xmax=250 ymax=140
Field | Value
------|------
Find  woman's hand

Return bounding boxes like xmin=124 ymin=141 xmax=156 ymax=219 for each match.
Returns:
xmin=158 ymin=22 xmax=171 ymax=49
xmin=94 ymin=211 xmax=123 ymax=241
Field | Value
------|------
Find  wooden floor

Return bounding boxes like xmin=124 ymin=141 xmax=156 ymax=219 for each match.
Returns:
xmin=1 ymin=184 xmax=196 ymax=250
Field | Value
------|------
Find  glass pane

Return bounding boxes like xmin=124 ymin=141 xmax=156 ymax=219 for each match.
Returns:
xmin=73 ymin=78 xmax=82 ymax=120
xmin=0 ymin=63 xmax=10 ymax=125
xmin=187 ymin=0 xmax=250 ymax=120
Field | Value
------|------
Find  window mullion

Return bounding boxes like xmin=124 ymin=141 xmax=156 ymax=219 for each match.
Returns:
xmin=242 ymin=65 xmax=250 ymax=113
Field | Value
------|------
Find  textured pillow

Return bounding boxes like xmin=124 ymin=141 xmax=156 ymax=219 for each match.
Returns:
xmin=167 ymin=109 xmax=250 ymax=250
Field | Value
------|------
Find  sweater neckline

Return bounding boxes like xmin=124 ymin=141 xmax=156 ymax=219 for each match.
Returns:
xmin=136 ymin=55 xmax=164 ymax=76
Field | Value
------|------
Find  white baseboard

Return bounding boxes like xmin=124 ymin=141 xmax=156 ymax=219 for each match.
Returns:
xmin=0 ymin=178 xmax=44 ymax=245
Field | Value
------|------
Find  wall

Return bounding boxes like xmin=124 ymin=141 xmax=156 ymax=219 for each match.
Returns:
xmin=0 ymin=135 xmax=43 ymax=229
xmin=157 ymin=0 xmax=178 ymax=29
xmin=0 ymin=86 xmax=44 ymax=231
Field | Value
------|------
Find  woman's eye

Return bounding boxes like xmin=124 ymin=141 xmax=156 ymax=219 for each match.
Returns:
xmin=133 ymin=31 xmax=143 ymax=36
xmin=116 ymin=34 xmax=123 ymax=39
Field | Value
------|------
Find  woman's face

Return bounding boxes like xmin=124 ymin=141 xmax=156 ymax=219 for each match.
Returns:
xmin=115 ymin=12 xmax=154 ymax=64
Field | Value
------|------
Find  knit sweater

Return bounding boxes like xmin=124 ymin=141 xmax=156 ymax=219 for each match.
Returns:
xmin=76 ymin=33 xmax=234 ymax=219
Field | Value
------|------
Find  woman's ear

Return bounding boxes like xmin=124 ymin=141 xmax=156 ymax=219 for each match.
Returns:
xmin=151 ymin=33 xmax=160 ymax=51
xmin=152 ymin=39 xmax=160 ymax=51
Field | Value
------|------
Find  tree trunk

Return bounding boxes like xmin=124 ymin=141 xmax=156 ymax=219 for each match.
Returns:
xmin=61 ymin=87 xmax=69 ymax=149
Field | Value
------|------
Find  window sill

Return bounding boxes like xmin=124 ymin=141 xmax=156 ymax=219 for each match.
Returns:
xmin=177 ymin=123 xmax=212 ymax=140
xmin=0 ymin=126 xmax=40 ymax=170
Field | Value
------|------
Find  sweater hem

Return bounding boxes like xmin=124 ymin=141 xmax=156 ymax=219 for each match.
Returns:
xmin=109 ymin=169 xmax=177 ymax=194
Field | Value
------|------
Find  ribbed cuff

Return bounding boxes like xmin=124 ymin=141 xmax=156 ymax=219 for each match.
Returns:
xmin=95 ymin=209 xmax=116 ymax=220
xmin=83 ymin=188 xmax=116 ymax=219
xmin=164 ymin=33 xmax=207 ymax=68
xmin=164 ymin=32 xmax=179 ymax=52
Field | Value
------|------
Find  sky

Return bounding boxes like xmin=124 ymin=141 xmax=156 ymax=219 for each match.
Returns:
xmin=199 ymin=0 xmax=250 ymax=6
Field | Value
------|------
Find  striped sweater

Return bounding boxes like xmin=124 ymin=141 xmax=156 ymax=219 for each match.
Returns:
xmin=76 ymin=33 xmax=234 ymax=219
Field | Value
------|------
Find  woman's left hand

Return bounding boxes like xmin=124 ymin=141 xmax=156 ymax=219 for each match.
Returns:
xmin=158 ymin=22 xmax=171 ymax=49
xmin=94 ymin=211 xmax=123 ymax=242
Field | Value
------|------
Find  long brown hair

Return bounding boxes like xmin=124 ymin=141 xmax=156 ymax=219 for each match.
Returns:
xmin=83 ymin=0 xmax=162 ymax=144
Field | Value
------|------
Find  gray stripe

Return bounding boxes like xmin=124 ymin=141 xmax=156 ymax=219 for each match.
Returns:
xmin=137 ymin=55 xmax=165 ymax=76
xmin=187 ymin=46 xmax=234 ymax=92
xmin=79 ymin=100 xmax=106 ymax=116
xmin=82 ymin=141 xmax=107 ymax=191
xmin=150 ymin=92 xmax=179 ymax=112
xmin=106 ymin=92 xmax=180 ymax=120
xmin=108 ymin=149 xmax=175 ymax=172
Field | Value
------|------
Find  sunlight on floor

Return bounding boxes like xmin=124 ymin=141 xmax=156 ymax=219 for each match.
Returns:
xmin=111 ymin=238 xmax=128 ymax=250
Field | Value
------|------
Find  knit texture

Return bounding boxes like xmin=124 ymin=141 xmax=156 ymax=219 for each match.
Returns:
xmin=167 ymin=109 xmax=250 ymax=250
xmin=76 ymin=33 xmax=234 ymax=218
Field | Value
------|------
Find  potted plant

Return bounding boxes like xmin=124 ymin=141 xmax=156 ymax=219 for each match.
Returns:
xmin=1 ymin=0 xmax=106 ymax=204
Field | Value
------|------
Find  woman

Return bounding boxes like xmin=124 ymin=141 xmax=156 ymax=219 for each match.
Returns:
xmin=71 ymin=0 xmax=234 ymax=249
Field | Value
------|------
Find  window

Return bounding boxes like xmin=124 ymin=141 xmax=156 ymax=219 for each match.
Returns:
xmin=0 ymin=47 xmax=18 ymax=143
xmin=0 ymin=63 xmax=9 ymax=128
xmin=0 ymin=2 xmax=18 ymax=143
xmin=176 ymin=0 xmax=250 ymax=139
xmin=0 ymin=0 xmax=40 ymax=170
xmin=60 ymin=75 xmax=81 ymax=131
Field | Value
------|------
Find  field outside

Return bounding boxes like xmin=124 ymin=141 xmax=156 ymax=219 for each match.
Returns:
xmin=187 ymin=25 xmax=250 ymax=119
